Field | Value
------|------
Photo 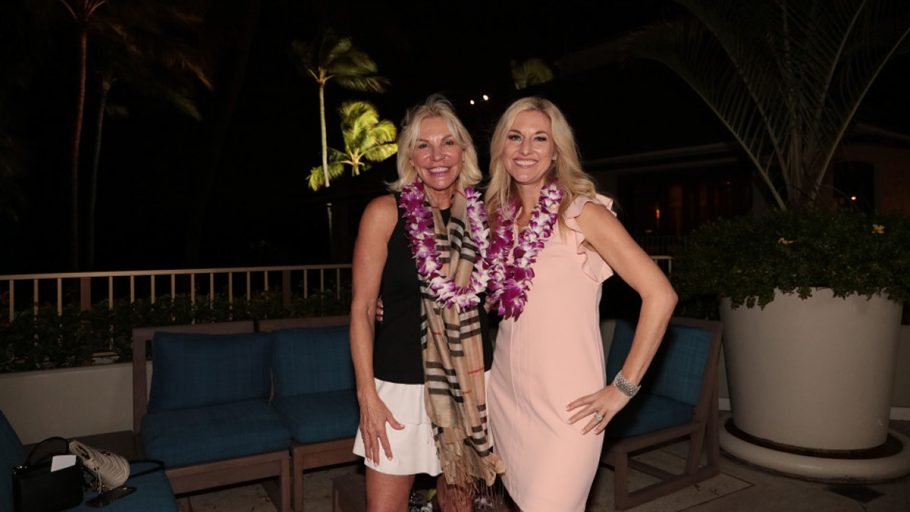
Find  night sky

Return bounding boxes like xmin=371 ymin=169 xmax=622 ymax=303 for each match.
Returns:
xmin=1 ymin=0 xmax=907 ymax=273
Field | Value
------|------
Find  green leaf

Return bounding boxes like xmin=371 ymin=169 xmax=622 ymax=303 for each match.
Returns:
xmin=307 ymin=162 xmax=346 ymax=191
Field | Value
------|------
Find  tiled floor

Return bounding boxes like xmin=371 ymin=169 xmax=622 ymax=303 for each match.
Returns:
xmin=177 ymin=420 xmax=910 ymax=512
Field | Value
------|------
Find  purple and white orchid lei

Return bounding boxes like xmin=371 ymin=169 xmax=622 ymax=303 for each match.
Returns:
xmin=399 ymin=180 xmax=490 ymax=310
xmin=487 ymin=182 xmax=563 ymax=319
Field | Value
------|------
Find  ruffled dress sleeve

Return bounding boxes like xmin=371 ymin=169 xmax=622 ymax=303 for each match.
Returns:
xmin=563 ymin=194 xmax=617 ymax=282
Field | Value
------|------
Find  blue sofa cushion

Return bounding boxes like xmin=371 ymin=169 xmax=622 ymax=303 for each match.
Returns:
xmin=272 ymin=390 xmax=360 ymax=443
xmin=270 ymin=325 xmax=355 ymax=397
xmin=141 ymin=400 xmax=291 ymax=467
xmin=605 ymin=393 xmax=694 ymax=438
xmin=607 ymin=320 xmax=711 ymax=406
xmin=149 ymin=331 xmax=272 ymax=411
xmin=1 ymin=410 xmax=26 ymax=512
xmin=75 ymin=461 xmax=178 ymax=512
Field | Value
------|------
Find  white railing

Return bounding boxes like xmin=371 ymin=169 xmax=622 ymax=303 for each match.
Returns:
xmin=0 ymin=264 xmax=352 ymax=322
xmin=1 ymin=257 xmax=672 ymax=322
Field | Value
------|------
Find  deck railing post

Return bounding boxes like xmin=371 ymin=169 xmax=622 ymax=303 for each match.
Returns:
xmin=80 ymin=277 xmax=92 ymax=312
xmin=282 ymin=270 xmax=292 ymax=310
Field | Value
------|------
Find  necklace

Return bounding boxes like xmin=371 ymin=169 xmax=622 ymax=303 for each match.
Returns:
xmin=399 ymin=180 xmax=490 ymax=310
xmin=487 ymin=182 xmax=563 ymax=319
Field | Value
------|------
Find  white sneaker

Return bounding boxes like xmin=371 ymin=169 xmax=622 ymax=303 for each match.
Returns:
xmin=69 ymin=440 xmax=130 ymax=492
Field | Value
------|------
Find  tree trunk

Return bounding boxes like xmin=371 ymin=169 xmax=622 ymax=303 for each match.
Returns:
xmin=319 ymin=82 xmax=330 ymax=187
xmin=86 ymin=77 xmax=111 ymax=270
xmin=69 ymin=24 xmax=88 ymax=271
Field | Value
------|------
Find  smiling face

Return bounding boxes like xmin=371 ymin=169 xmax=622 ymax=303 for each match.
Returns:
xmin=502 ymin=110 xmax=556 ymax=188
xmin=409 ymin=116 xmax=463 ymax=197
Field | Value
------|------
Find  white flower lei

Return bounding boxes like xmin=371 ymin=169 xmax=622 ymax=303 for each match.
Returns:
xmin=487 ymin=182 xmax=563 ymax=319
xmin=399 ymin=180 xmax=490 ymax=310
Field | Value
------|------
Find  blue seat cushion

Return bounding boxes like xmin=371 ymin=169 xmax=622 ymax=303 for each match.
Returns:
xmin=272 ymin=390 xmax=359 ymax=443
xmin=75 ymin=461 xmax=177 ymax=512
xmin=0 ymin=410 xmax=26 ymax=512
xmin=607 ymin=320 xmax=711 ymax=406
xmin=270 ymin=325 xmax=355 ymax=397
xmin=141 ymin=400 xmax=291 ymax=467
xmin=605 ymin=393 xmax=694 ymax=438
xmin=149 ymin=331 xmax=272 ymax=411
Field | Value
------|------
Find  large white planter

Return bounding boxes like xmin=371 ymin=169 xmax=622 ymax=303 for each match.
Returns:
xmin=719 ymin=288 xmax=910 ymax=481
xmin=721 ymin=288 xmax=901 ymax=451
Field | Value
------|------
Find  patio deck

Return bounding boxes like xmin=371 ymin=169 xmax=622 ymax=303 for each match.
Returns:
xmin=170 ymin=420 xmax=910 ymax=512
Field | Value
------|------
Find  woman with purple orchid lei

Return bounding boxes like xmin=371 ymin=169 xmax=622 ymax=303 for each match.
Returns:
xmin=483 ymin=97 xmax=678 ymax=511
xmin=349 ymin=95 xmax=503 ymax=512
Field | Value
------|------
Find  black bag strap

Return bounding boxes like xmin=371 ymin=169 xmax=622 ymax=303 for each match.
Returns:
xmin=24 ymin=436 xmax=70 ymax=466
xmin=127 ymin=459 xmax=166 ymax=478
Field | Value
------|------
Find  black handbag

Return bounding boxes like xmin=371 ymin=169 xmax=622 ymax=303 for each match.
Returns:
xmin=12 ymin=436 xmax=84 ymax=512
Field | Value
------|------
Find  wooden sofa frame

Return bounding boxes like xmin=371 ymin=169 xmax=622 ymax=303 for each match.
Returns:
xmin=600 ymin=317 xmax=723 ymax=510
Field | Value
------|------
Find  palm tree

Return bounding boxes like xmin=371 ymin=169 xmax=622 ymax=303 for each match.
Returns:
xmin=291 ymin=29 xmax=389 ymax=188
xmin=59 ymin=0 xmax=107 ymax=270
xmin=612 ymin=0 xmax=910 ymax=209
xmin=307 ymin=101 xmax=397 ymax=191
xmin=511 ymin=58 xmax=555 ymax=90
xmin=82 ymin=0 xmax=211 ymax=268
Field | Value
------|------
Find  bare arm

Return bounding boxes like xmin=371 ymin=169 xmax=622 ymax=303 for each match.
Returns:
xmin=567 ymin=201 xmax=678 ymax=434
xmin=350 ymin=194 xmax=404 ymax=462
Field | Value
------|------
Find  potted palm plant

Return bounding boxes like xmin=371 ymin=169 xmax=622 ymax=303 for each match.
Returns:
xmin=616 ymin=0 xmax=910 ymax=480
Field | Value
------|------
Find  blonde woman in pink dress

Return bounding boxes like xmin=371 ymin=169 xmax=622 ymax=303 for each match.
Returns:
xmin=485 ymin=97 xmax=677 ymax=511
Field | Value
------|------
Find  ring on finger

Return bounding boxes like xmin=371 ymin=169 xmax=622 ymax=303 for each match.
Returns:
xmin=594 ymin=412 xmax=604 ymax=422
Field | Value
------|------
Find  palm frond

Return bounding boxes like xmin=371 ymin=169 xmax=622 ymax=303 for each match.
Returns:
xmin=322 ymin=35 xmax=353 ymax=66
xmin=87 ymin=0 xmax=211 ymax=118
xmin=307 ymin=161 xmax=346 ymax=191
xmin=327 ymin=46 xmax=389 ymax=92
xmin=327 ymin=147 xmax=348 ymax=163
xmin=614 ymin=0 xmax=910 ymax=208
xmin=363 ymin=142 xmax=398 ymax=163
xmin=365 ymin=120 xmax=398 ymax=145
xmin=163 ymin=90 xmax=202 ymax=120
xmin=511 ymin=58 xmax=554 ymax=89
xmin=338 ymin=101 xmax=397 ymax=155
xmin=334 ymin=74 xmax=389 ymax=93
xmin=290 ymin=39 xmax=316 ymax=78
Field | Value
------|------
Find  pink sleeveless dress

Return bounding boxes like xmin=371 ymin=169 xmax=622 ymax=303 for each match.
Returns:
xmin=488 ymin=195 xmax=616 ymax=512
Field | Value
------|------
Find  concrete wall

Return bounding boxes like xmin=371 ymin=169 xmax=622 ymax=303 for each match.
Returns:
xmin=1 ymin=325 xmax=908 ymax=444
xmin=0 ymin=362 xmax=152 ymax=445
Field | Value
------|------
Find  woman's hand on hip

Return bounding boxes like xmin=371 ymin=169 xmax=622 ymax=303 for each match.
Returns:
xmin=358 ymin=392 xmax=405 ymax=464
xmin=566 ymin=385 xmax=631 ymax=435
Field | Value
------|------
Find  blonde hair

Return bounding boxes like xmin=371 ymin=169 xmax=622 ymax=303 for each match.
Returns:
xmin=388 ymin=94 xmax=483 ymax=192
xmin=485 ymin=97 xmax=598 ymax=225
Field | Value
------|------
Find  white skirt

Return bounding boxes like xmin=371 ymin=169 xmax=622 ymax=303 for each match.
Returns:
xmin=353 ymin=372 xmax=491 ymax=476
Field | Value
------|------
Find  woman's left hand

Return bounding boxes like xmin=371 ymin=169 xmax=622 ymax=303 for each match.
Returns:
xmin=566 ymin=385 xmax=632 ymax=435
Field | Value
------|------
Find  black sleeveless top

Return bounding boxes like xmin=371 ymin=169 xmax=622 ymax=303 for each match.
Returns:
xmin=373 ymin=195 xmax=494 ymax=384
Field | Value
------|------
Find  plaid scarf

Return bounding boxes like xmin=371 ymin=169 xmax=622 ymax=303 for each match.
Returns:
xmin=419 ymin=192 xmax=505 ymax=488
